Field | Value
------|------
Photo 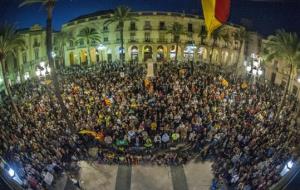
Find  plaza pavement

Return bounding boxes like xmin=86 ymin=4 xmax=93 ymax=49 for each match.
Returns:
xmin=74 ymin=160 xmax=213 ymax=190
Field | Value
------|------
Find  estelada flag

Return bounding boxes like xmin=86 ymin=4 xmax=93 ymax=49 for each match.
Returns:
xmin=201 ymin=0 xmax=231 ymax=37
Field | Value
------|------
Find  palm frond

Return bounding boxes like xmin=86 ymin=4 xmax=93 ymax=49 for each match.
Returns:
xmin=19 ymin=0 xmax=49 ymax=7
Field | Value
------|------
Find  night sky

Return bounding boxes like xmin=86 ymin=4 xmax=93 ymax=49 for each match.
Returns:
xmin=0 ymin=0 xmax=300 ymax=36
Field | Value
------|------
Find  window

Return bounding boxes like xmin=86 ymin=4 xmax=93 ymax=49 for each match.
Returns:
xmin=130 ymin=22 xmax=137 ymax=30
xmin=144 ymin=32 xmax=151 ymax=42
xmin=116 ymin=34 xmax=120 ymax=42
xmin=159 ymin=33 xmax=166 ymax=42
xmin=103 ymin=25 xmax=108 ymax=31
xmin=22 ymin=52 xmax=27 ymax=64
xmin=33 ymin=38 xmax=39 ymax=47
xmin=79 ymin=39 xmax=84 ymax=46
xmin=103 ymin=37 xmax=108 ymax=42
xmin=144 ymin=21 xmax=151 ymax=30
xmin=159 ymin=22 xmax=166 ymax=30
xmin=116 ymin=24 xmax=121 ymax=31
xmin=69 ymin=40 xmax=74 ymax=47
xmin=130 ymin=32 xmax=136 ymax=42
xmin=34 ymin=48 xmax=39 ymax=59
xmin=188 ymin=23 xmax=193 ymax=32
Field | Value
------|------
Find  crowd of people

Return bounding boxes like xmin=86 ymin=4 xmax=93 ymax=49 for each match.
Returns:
xmin=0 ymin=62 xmax=299 ymax=190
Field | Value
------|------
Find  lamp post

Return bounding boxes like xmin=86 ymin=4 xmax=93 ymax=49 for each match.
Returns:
xmin=97 ymin=44 xmax=106 ymax=65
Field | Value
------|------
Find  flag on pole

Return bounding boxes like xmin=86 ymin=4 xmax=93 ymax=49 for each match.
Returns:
xmin=201 ymin=0 xmax=231 ymax=37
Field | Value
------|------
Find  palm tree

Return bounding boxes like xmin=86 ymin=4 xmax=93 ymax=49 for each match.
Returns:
xmin=198 ymin=26 xmax=207 ymax=46
xmin=233 ymin=28 xmax=247 ymax=74
xmin=264 ymin=30 xmax=300 ymax=119
xmin=77 ymin=27 xmax=101 ymax=65
xmin=168 ymin=22 xmax=186 ymax=63
xmin=208 ymin=27 xmax=225 ymax=70
xmin=104 ymin=6 xmax=137 ymax=64
xmin=0 ymin=23 xmax=25 ymax=120
xmin=220 ymin=32 xmax=232 ymax=67
xmin=20 ymin=0 xmax=74 ymax=129
xmin=54 ymin=31 xmax=73 ymax=67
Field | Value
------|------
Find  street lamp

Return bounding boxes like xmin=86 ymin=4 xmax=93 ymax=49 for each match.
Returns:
xmin=97 ymin=44 xmax=106 ymax=64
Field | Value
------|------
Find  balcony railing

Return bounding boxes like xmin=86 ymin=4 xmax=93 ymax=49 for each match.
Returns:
xmin=159 ymin=26 xmax=167 ymax=30
xmin=144 ymin=26 xmax=152 ymax=30
xmin=67 ymin=46 xmax=75 ymax=50
xmin=128 ymin=39 xmax=138 ymax=43
xmin=157 ymin=39 xmax=168 ymax=43
xmin=77 ymin=44 xmax=86 ymax=48
xmin=129 ymin=27 xmax=137 ymax=31
xmin=144 ymin=39 xmax=153 ymax=43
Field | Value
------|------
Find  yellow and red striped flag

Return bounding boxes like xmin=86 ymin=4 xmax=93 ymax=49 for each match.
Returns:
xmin=201 ymin=0 xmax=231 ymax=37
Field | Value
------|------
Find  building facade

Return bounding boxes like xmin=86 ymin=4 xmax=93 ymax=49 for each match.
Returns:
xmin=1 ymin=11 xmax=246 ymax=90
xmin=60 ymin=11 xmax=243 ymax=66
xmin=263 ymin=54 xmax=300 ymax=99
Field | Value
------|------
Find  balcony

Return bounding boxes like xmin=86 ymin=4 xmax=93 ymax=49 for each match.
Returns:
xmin=157 ymin=39 xmax=168 ymax=43
xmin=159 ymin=26 xmax=167 ymax=31
xmin=77 ymin=44 xmax=86 ymax=48
xmin=144 ymin=39 xmax=153 ymax=43
xmin=129 ymin=27 xmax=137 ymax=31
xmin=144 ymin=25 xmax=152 ymax=30
xmin=90 ymin=42 xmax=98 ymax=47
xmin=67 ymin=46 xmax=75 ymax=50
xmin=128 ymin=39 xmax=138 ymax=43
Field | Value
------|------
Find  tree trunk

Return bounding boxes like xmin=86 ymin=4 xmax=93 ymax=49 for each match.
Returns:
xmin=209 ymin=37 xmax=216 ymax=71
xmin=175 ymin=40 xmax=179 ymax=64
xmin=0 ymin=58 xmax=22 ymax=121
xmin=46 ymin=6 xmax=74 ymax=130
xmin=87 ymin=45 xmax=91 ymax=65
xmin=275 ymin=62 xmax=293 ymax=120
xmin=235 ymin=39 xmax=244 ymax=75
xmin=120 ymin=22 xmax=124 ymax=65
xmin=61 ymin=46 xmax=65 ymax=67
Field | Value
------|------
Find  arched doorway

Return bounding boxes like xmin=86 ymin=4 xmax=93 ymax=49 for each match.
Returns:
xmin=131 ymin=46 xmax=138 ymax=63
xmin=69 ymin=52 xmax=75 ymax=65
xmin=184 ymin=45 xmax=196 ymax=62
xmin=80 ymin=50 xmax=88 ymax=65
xmin=144 ymin=46 xmax=152 ymax=61
xmin=198 ymin=47 xmax=205 ymax=62
xmin=170 ymin=45 xmax=180 ymax=60
xmin=212 ymin=49 xmax=219 ymax=63
xmin=90 ymin=48 xmax=97 ymax=64
xmin=222 ymin=51 xmax=229 ymax=65
xmin=157 ymin=45 xmax=164 ymax=62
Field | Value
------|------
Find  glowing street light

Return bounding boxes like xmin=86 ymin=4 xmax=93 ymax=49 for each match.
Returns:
xmin=51 ymin=51 xmax=56 ymax=58
xmin=8 ymin=168 xmax=15 ymax=177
